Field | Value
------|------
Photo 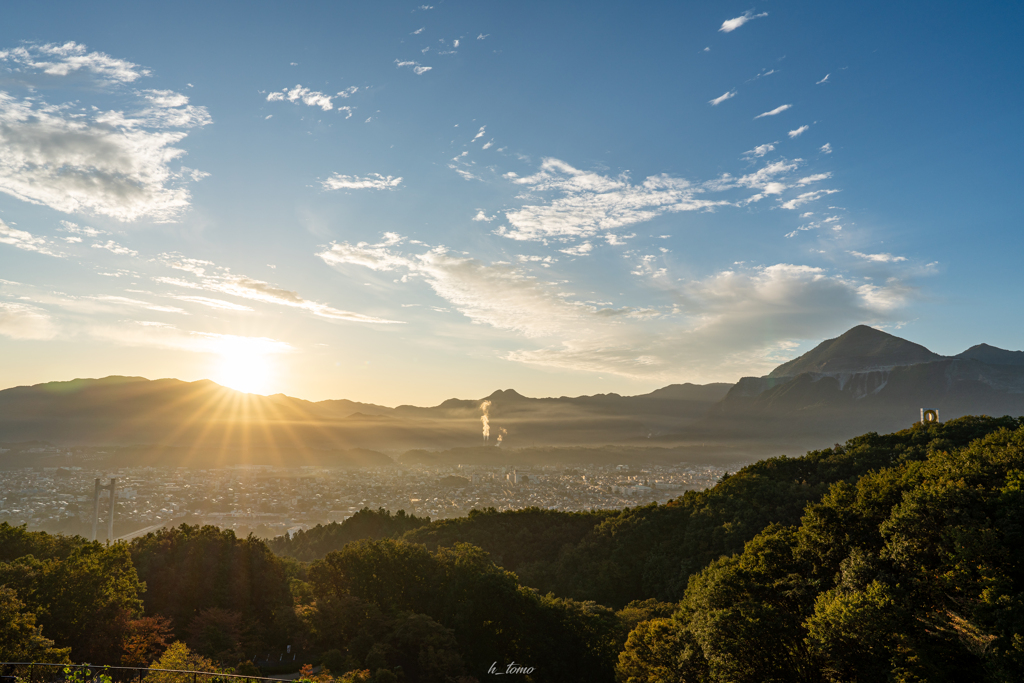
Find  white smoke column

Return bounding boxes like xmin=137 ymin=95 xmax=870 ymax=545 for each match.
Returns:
xmin=480 ymin=400 xmax=491 ymax=441
xmin=496 ymin=428 xmax=507 ymax=446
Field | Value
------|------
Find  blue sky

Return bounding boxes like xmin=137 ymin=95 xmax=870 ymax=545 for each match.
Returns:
xmin=0 ymin=1 xmax=1021 ymax=405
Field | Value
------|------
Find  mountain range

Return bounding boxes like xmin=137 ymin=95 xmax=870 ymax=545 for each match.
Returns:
xmin=1 ymin=325 xmax=1021 ymax=465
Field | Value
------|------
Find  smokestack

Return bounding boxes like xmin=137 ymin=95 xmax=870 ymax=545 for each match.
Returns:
xmin=480 ymin=400 xmax=491 ymax=442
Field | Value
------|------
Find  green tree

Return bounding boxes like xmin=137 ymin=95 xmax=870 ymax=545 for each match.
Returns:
xmin=0 ymin=585 xmax=70 ymax=663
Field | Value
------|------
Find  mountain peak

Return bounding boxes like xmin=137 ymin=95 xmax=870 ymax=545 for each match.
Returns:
xmin=955 ymin=343 xmax=1024 ymax=366
xmin=768 ymin=325 xmax=944 ymax=378
xmin=486 ymin=388 xmax=526 ymax=401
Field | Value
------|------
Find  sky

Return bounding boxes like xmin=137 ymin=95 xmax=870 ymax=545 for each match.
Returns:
xmin=0 ymin=1 xmax=1021 ymax=406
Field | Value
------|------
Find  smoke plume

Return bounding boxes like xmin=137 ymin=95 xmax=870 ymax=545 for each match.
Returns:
xmin=480 ymin=400 xmax=491 ymax=441
xmin=496 ymin=427 xmax=507 ymax=446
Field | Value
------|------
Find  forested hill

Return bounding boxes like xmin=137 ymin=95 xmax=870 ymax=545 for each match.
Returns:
xmin=3 ymin=415 xmax=1023 ymax=682
xmin=272 ymin=415 xmax=1022 ymax=608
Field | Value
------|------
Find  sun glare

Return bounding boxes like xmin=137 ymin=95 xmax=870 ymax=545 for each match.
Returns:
xmin=206 ymin=335 xmax=288 ymax=395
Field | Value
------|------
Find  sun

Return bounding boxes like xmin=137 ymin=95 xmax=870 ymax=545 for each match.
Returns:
xmin=206 ymin=335 xmax=287 ymax=395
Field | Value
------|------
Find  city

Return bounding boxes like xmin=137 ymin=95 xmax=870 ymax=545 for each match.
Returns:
xmin=0 ymin=455 xmax=734 ymax=540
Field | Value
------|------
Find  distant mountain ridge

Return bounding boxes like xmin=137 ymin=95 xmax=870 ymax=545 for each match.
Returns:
xmin=714 ymin=325 xmax=1024 ymax=438
xmin=0 ymin=326 xmax=1021 ymax=461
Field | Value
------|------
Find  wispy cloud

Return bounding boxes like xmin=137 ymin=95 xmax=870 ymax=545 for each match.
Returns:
xmin=0 ymin=41 xmax=149 ymax=84
xmin=322 ymin=173 xmax=402 ymax=191
xmin=719 ymin=11 xmax=768 ymax=33
xmin=88 ymin=322 xmax=294 ymax=356
xmin=743 ymin=142 xmax=776 ymax=158
xmin=754 ymin=104 xmax=792 ymax=119
xmin=266 ymin=84 xmax=337 ymax=111
xmin=788 ymin=125 xmax=810 ymax=138
xmin=91 ymin=240 xmax=138 ymax=256
xmin=0 ymin=301 xmax=57 ymax=340
xmin=850 ymin=251 xmax=908 ymax=263
xmin=395 ymin=59 xmax=432 ymax=75
xmin=709 ymin=90 xmax=736 ymax=106
xmin=166 ymin=295 xmax=254 ymax=312
xmin=780 ymin=188 xmax=840 ymax=210
xmin=497 ymin=158 xmax=729 ymax=242
xmin=559 ymin=242 xmax=593 ymax=256
xmin=817 ymin=74 xmax=830 ymax=84
xmin=0 ymin=220 xmax=61 ymax=257
xmin=796 ymin=173 xmax=831 ymax=186
xmin=321 ymin=239 xmax=914 ymax=381
xmin=820 ymin=143 xmax=832 ymax=154
xmin=156 ymin=253 xmax=401 ymax=324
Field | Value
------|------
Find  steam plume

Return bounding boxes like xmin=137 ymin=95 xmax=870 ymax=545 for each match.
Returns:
xmin=496 ymin=427 xmax=507 ymax=446
xmin=480 ymin=400 xmax=491 ymax=441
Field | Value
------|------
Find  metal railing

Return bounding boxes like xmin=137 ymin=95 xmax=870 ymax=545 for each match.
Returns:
xmin=0 ymin=664 xmax=293 ymax=683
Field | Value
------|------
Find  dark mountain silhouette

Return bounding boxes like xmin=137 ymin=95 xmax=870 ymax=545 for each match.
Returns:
xmin=955 ymin=343 xmax=1024 ymax=366
xmin=768 ymin=325 xmax=943 ymax=377
xmin=713 ymin=327 xmax=1024 ymax=440
xmin=0 ymin=375 xmax=733 ymax=460
xmin=1 ymin=327 xmax=1020 ymax=465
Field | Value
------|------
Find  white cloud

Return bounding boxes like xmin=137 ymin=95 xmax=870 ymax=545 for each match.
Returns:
xmin=850 ymin=251 xmax=908 ymax=263
xmin=59 ymin=221 xmax=105 ymax=237
xmin=395 ymin=60 xmax=432 ymax=75
xmin=497 ymin=158 xmax=729 ymax=242
xmin=473 ymin=126 xmax=486 ymax=140
xmin=412 ymin=27 xmax=425 ymax=35
xmin=320 ymin=240 xmax=606 ymax=338
xmin=477 ymin=34 xmax=489 ymax=40
xmin=323 ymin=240 xmax=914 ymax=381
xmin=604 ymin=233 xmax=634 ymax=246
xmin=780 ymin=188 xmax=840 ymax=210
xmin=788 ymin=125 xmax=810 ymax=138
xmin=0 ymin=219 xmax=60 ymax=257
xmin=0 ymin=42 xmax=149 ymax=84
xmin=473 ymin=210 xmax=495 ymax=222
xmin=820 ymin=143 xmax=832 ymax=154
xmin=754 ymin=104 xmax=792 ymax=119
xmin=0 ymin=301 xmax=57 ymax=339
xmin=744 ymin=142 xmax=776 ymax=158
xmin=266 ymin=84 xmax=336 ymax=111
xmin=322 ymin=173 xmax=402 ymax=191
xmin=559 ymin=242 xmax=593 ymax=256
xmin=817 ymin=74 xmax=830 ymax=84
xmin=719 ymin=11 xmax=768 ymax=33
xmin=795 ymin=173 xmax=831 ymax=186
xmin=0 ymin=45 xmax=210 ymax=222
xmin=512 ymin=263 xmax=912 ymax=379
xmin=91 ymin=240 xmax=138 ymax=256
xmin=709 ymin=90 xmax=736 ymax=106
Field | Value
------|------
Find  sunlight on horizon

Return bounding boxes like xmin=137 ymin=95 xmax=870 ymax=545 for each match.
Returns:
xmin=206 ymin=335 xmax=289 ymax=395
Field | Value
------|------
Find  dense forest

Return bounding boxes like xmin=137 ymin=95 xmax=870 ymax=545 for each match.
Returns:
xmin=2 ymin=415 xmax=1023 ymax=682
